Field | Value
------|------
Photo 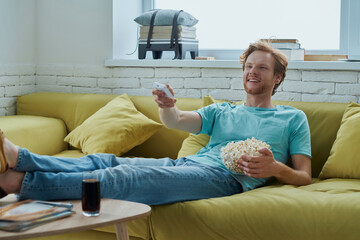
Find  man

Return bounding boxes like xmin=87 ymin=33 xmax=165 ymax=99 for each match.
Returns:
xmin=0 ymin=40 xmax=311 ymax=204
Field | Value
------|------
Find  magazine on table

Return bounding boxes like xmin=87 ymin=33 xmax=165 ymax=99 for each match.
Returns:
xmin=0 ymin=199 xmax=74 ymax=232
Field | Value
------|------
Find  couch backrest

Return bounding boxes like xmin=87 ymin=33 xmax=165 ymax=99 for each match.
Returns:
xmin=272 ymin=100 xmax=346 ymax=176
xmin=17 ymin=92 xmax=203 ymax=160
xmin=17 ymin=92 xmax=347 ymax=177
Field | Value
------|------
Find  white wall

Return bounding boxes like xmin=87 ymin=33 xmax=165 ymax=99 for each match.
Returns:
xmin=0 ymin=0 xmax=36 ymax=116
xmin=0 ymin=0 xmax=359 ymax=117
xmin=0 ymin=0 xmax=36 ymax=64
xmin=36 ymin=0 xmax=113 ymax=65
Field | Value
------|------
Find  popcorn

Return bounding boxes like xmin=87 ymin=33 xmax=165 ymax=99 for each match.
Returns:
xmin=221 ymin=137 xmax=270 ymax=173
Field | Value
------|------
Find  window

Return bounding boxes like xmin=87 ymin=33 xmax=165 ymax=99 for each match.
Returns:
xmin=156 ymin=0 xmax=340 ymax=51
xmin=111 ymin=0 xmax=360 ymax=60
xmin=154 ymin=0 xmax=359 ymax=60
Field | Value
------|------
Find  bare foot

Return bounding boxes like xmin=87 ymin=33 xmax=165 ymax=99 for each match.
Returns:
xmin=0 ymin=169 xmax=24 ymax=194
xmin=4 ymin=138 xmax=19 ymax=169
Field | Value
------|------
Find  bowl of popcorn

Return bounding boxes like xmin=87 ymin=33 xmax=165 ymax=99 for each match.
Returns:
xmin=221 ymin=137 xmax=270 ymax=173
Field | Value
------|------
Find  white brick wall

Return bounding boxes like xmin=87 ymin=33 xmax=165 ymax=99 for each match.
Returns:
xmin=113 ymin=67 xmax=154 ymax=78
xmin=0 ymin=63 xmax=360 ymax=116
xmin=201 ymin=68 xmax=241 ymax=78
xmin=98 ymin=78 xmax=140 ymax=88
xmin=283 ymin=81 xmax=335 ymax=94
xmin=155 ymin=68 xmax=201 ymax=78
xmin=336 ymin=83 xmax=360 ymax=95
xmin=57 ymin=77 xmax=97 ymax=88
xmin=285 ymin=70 xmax=302 ymax=81
xmin=0 ymin=64 xmax=36 ymax=115
xmin=184 ymin=78 xmax=231 ymax=89
xmin=302 ymin=71 xmax=358 ymax=83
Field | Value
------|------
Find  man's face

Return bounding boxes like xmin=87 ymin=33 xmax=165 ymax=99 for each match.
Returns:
xmin=243 ymin=50 xmax=281 ymax=96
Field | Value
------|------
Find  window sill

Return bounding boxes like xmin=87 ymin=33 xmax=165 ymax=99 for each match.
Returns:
xmin=105 ymin=59 xmax=360 ymax=70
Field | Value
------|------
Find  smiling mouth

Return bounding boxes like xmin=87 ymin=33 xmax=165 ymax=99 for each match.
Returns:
xmin=248 ymin=79 xmax=260 ymax=82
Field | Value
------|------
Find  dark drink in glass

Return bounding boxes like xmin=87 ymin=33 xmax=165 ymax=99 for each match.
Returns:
xmin=82 ymin=173 xmax=101 ymax=216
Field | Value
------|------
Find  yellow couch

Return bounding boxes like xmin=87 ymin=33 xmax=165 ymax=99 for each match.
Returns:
xmin=1 ymin=92 xmax=360 ymax=240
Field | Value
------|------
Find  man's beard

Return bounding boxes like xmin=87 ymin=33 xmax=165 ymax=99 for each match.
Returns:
xmin=244 ymin=83 xmax=272 ymax=95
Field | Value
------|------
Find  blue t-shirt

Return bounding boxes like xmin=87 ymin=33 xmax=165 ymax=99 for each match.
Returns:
xmin=186 ymin=102 xmax=312 ymax=191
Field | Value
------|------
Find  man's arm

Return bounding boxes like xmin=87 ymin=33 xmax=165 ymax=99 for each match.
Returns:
xmin=153 ymin=84 xmax=202 ymax=134
xmin=159 ymin=107 xmax=202 ymax=133
xmin=237 ymin=149 xmax=312 ymax=186
xmin=272 ymin=154 xmax=312 ymax=186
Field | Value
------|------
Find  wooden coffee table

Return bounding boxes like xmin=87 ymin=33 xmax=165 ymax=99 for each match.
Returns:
xmin=0 ymin=198 xmax=151 ymax=240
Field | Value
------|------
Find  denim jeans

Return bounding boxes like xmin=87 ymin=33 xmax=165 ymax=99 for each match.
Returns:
xmin=15 ymin=148 xmax=243 ymax=205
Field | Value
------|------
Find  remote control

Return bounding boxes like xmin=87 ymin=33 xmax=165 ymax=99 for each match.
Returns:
xmin=153 ymin=82 xmax=174 ymax=99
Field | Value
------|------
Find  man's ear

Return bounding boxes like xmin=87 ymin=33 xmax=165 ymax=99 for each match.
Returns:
xmin=275 ymin=73 xmax=283 ymax=84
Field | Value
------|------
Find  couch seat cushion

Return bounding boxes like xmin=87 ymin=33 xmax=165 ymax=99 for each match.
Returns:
xmin=149 ymin=179 xmax=360 ymax=240
xmin=301 ymin=178 xmax=360 ymax=193
xmin=94 ymin=217 xmax=151 ymax=240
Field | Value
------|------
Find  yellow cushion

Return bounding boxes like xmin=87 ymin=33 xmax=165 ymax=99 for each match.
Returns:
xmin=0 ymin=115 xmax=67 ymax=155
xmin=177 ymin=133 xmax=211 ymax=158
xmin=177 ymin=95 xmax=215 ymax=158
xmin=125 ymin=96 xmax=204 ymax=160
xmin=64 ymin=94 xmax=162 ymax=156
xmin=319 ymin=102 xmax=360 ymax=179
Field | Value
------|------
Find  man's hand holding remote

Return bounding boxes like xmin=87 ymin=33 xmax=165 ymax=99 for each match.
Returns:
xmin=152 ymin=82 xmax=176 ymax=108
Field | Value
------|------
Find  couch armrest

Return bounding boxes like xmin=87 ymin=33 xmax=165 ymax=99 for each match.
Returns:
xmin=0 ymin=115 xmax=68 ymax=155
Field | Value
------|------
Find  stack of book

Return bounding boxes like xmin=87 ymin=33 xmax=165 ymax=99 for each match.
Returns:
xmin=138 ymin=24 xmax=199 ymax=60
xmin=139 ymin=25 xmax=197 ymax=41
xmin=262 ymin=39 xmax=305 ymax=61
xmin=0 ymin=200 xmax=74 ymax=232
